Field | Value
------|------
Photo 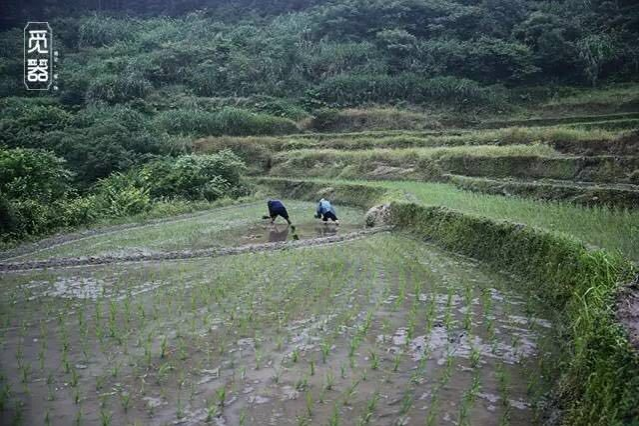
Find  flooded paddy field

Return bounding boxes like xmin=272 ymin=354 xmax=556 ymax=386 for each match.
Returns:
xmin=0 ymin=233 xmax=557 ymax=425
xmin=9 ymin=201 xmax=363 ymax=262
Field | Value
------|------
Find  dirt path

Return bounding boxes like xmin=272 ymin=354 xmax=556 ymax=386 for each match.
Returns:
xmin=0 ymin=227 xmax=391 ymax=272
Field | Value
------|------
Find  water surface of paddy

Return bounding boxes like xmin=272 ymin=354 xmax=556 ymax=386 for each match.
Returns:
xmin=0 ymin=234 xmax=556 ymax=425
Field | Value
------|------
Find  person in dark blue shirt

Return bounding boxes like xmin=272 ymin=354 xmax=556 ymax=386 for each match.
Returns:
xmin=266 ymin=199 xmax=292 ymax=225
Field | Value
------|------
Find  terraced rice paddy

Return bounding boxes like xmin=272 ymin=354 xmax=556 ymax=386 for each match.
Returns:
xmin=1 ymin=109 xmax=636 ymax=425
xmin=6 ymin=201 xmax=363 ymax=262
xmin=0 ymin=229 xmax=557 ymax=425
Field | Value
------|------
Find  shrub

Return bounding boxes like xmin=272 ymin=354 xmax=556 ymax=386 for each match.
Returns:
xmin=307 ymin=108 xmax=442 ymax=132
xmin=0 ymin=104 xmax=72 ymax=147
xmin=78 ymin=16 xmax=136 ymax=48
xmin=308 ymin=73 xmax=506 ymax=109
xmin=86 ymin=73 xmax=152 ymax=104
xmin=93 ymin=172 xmax=152 ymax=217
xmin=139 ymin=151 xmax=247 ymax=201
xmin=0 ymin=148 xmax=72 ymax=202
xmin=154 ymin=107 xmax=298 ymax=136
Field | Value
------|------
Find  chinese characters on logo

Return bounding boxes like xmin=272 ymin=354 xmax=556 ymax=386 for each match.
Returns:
xmin=24 ymin=22 xmax=56 ymax=90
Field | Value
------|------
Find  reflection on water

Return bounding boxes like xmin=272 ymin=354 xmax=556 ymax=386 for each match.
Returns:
xmin=239 ymin=222 xmax=359 ymax=244
xmin=267 ymin=225 xmax=289 ymax=242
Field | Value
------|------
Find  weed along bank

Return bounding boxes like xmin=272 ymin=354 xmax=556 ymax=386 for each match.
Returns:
xmin=2 ymin=1 xmax=639 ymax=425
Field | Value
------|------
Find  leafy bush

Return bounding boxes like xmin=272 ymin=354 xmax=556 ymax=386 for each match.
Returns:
xmin=39 ymin=105 xmax=175 ymax=183
xmin=0 ymin=104 xmax=72 ymax=147
xmin=0 ymin=148 xmax=72 ymax=202
xmin=86 ymin=73 xmax=152 ymax=104
xmin=414 ymin=37 xmax=539 ymax=83
xmin=93 ymin=172 xmax=152 ymax=217
xmin=309 ymin=73 xmax=506 ymax=109
xmin=307 ymin=108 xmax=442 ymax=132
xmin=154 ymin=107 xmax=298 ymax=136
xmin=140 ymin=151 xmax=247 ymax=201
xmin=78 ymin=16 xmax=136 ymax=48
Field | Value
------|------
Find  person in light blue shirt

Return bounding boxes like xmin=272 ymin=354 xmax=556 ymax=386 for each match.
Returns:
xmin=315 ymin=198 xmax=339 ymax=224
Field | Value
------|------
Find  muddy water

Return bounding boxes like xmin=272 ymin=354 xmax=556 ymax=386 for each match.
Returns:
xmin=235 ymin=222 xmax=362 ymax=244
xmin=8 ymin=201 xmax=365 ymax=261
xmin=0 ymin=234 xmax=556 ymax=426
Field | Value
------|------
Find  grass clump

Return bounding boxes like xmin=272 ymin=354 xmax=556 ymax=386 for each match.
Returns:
xmin=154 ymin=107 xmax=299 ymax=137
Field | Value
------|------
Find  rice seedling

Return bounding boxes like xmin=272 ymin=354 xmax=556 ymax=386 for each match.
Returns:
xmin=329 ymin=404 xmax=341 ymax=426
xmin=369 ymin=351 xmax=380 ymax=370
xmin=342 ymin=380 xmax=359 ymax=406
xmin=305 ymin=390 xmax=314 ymax=417
xmin=399 ymin=390 xmax=413 ymax=417
xmin=357 ymin=391 xmax=379 ymax=425
xmin=296 ymin=376 xmax=309 ymax=391
xmin=320 ymin=341 xmax=331 ymax=363
xmin=393 ymin=353 xmax=402 ymax=372
xmin=119 ymin=391 xmax=131 ymax=413
xmin=215 ymin=386 xmax=227 ymax=408
xmin=470 ymin=346 xmax=481 ymax=369
xmin=160 ymin=336 xmax=168 ymax=359
xmin=99 ymin=402 xmax=113 ymax=426
xmin=425 ymin=394 xmax=441 ymax=426
xmin=325 ymin=372 xmax=335 ymax=391
xmin=297 ymin=416 xmax=311 ymax=426
xmin=19 ymin=362 xmax=30 ymax=384
xmin=176 ymin=392 xmax=184 ymax=419
xmin=0 ymin=382 xmax=11 ymax=411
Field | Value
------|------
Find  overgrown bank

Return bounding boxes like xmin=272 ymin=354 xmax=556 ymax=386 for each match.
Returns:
xmin=255 ymin=177 xmax=639 ymax=425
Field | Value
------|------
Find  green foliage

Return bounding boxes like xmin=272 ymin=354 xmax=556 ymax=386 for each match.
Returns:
xmin=140 ymin=151 xmax=246 ymax=201
xmin=86 ymin=73 xmax=152 ymax=104
xmin=78 ymin=16 xmax=136 ymax=48
xmin=308 ymin=74 xmax=506 ymax=109
xmin=0 ymin=148 xmax=72 ymax=202
xmin=154 ymin=107 xmax=298 ymax=137
xmin=578 ymin=34 xmax=617 ymax=87
xmin=412 ymin=37 xmax=539 ymax=83
xmin=0 ymin=103 xmax=72 ymax=147
xmin=93 ymin=172 xmax=152 ymax=217
xmin=0 ymin=150 xmax=247 ymax=244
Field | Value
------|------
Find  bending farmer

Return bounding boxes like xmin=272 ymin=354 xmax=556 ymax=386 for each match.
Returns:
xmin=266 ymin=199 xmax=292 ymax=225
xmin=315 ymin=198 xmax=339 ymax=224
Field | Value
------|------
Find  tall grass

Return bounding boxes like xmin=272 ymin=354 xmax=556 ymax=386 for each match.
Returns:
xmin=377 ymin=180 xmax=639 ymax=260
xmin=195 ymin=126 xmax=619 ymax=154
xmin=154 ymin=107 xmax=298 ymax=137
xmin=282 ymin=177 xmax=639 ymax=260
xmin=275 ymin=144 xmax=559 ymax=163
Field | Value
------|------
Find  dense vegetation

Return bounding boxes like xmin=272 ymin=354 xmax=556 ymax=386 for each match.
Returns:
xmin=1 ymin=0 xmax=638 ymax=243
xmin=0 ymin=147 xmax=247 ymax=244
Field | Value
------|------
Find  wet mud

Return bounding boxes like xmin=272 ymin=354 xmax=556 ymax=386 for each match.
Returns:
xmin=0 ymin=234 xmax=557 ymax=425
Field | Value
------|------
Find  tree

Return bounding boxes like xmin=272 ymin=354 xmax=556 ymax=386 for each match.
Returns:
xmin=578 ymin=33 xmax=616 ymax=86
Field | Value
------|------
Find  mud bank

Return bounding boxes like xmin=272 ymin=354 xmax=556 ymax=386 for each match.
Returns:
xmin=256 ymin=177 xmax=639 ymax=425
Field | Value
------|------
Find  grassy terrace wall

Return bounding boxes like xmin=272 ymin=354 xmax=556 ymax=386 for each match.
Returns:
xmin=255 ymin=177 xmax=639 ymax=425
xmin=446 ymin=175 xmax=639 ymax=209
xmin=441 ymin=155 xmax=639 ymax=183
